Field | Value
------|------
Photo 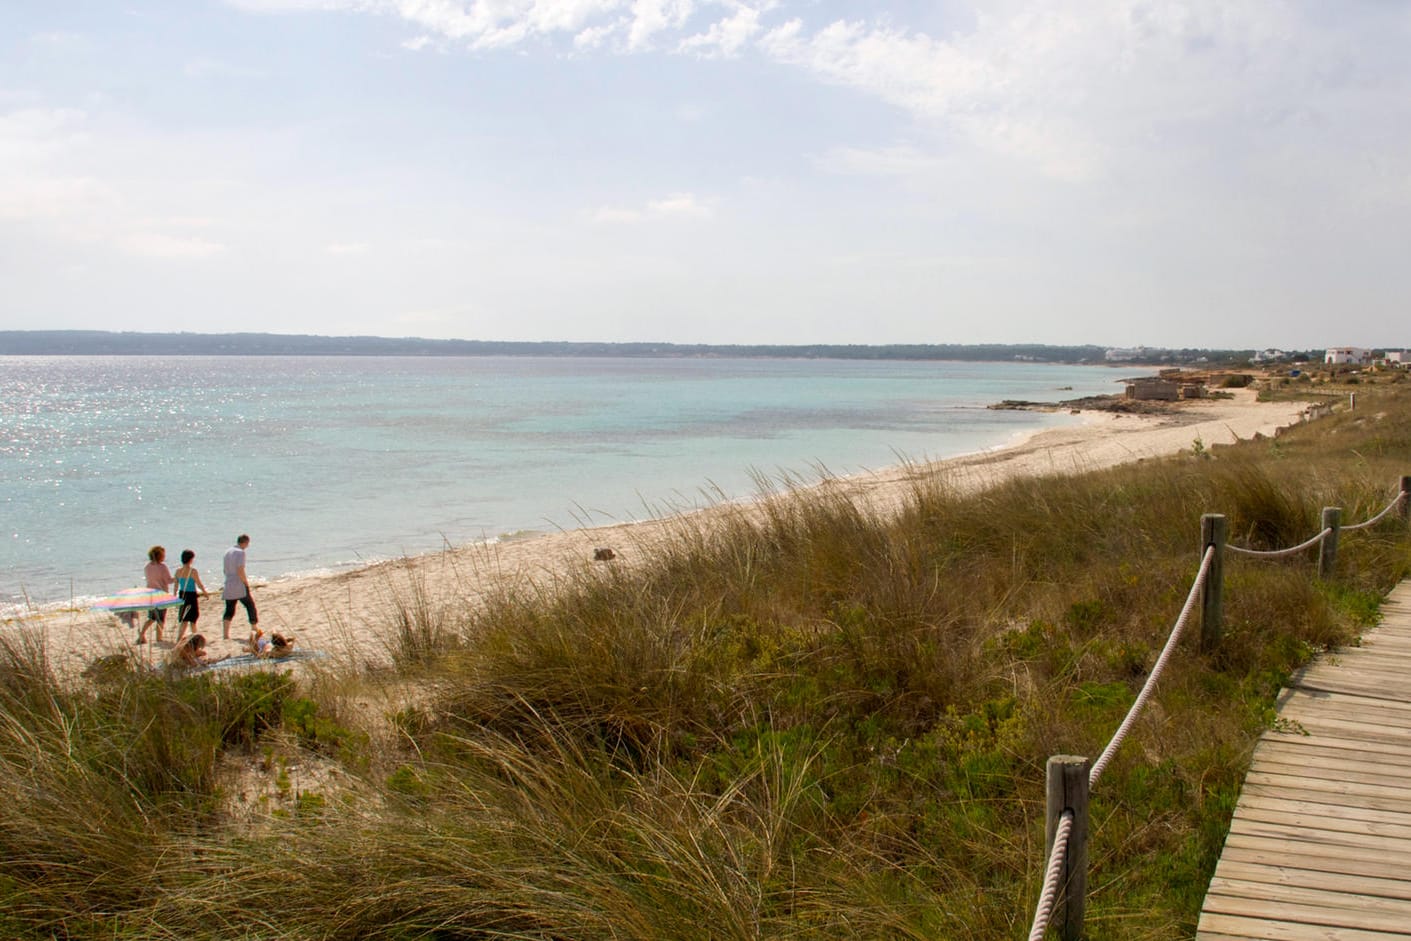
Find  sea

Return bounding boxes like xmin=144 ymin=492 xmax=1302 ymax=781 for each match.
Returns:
xmin=1 ymin=355 xmax=1123 ymax=612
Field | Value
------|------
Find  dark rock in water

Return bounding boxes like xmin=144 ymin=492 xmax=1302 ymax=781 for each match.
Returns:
xmin=990 ymin=394 xmax=1176 ymax=416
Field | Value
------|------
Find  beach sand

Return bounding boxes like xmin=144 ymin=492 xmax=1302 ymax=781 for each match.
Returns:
xmin=20 ymin=389 xmax=1315 ymax=681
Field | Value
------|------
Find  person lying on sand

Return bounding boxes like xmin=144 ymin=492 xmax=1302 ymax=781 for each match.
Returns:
xmin=240 ymin=629 xmax=296 ymax=658
xmin=264 ymin=632 xmax=296 ymax=657
xmin=168 ymin=633 xmax=229 ymax=670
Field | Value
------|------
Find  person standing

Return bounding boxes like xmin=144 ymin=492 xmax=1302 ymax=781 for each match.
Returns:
xmin=137 ymin=545 xmax=173 ymax=644
xmin=221 ymin=534 xmax=258 ymax=640
xmin=173 ymin=549 xmax=210 ymax=643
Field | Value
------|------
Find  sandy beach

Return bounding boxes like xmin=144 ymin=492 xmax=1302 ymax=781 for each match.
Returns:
xmin=18 ymin=389 xmax=1314 ymax=681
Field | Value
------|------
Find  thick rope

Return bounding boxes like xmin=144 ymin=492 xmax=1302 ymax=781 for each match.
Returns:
xmin=1343 ymin=491 xmax=1408 ymax=532
xmin=1088 ymin=546 xmax=1214 ymax=790
xmin=1027 ymin=810 xmax=1075 ymax=941
xmin=1228 ymin=489 xmax=1407 ymax=555
xmin=1226 ymin=528 xmax=1330 ymax=559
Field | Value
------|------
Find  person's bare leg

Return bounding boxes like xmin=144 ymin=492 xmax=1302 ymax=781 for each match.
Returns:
xmin=222 ymin=618 xmax=232 ymax=640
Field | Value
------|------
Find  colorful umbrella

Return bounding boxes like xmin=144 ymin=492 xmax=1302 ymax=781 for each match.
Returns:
xmin=92 ymin=586 xmax=183 ymax=613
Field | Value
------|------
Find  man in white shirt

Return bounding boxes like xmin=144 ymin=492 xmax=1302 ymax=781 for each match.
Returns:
xmin=221 ymin=534 xmax=258 ymax=640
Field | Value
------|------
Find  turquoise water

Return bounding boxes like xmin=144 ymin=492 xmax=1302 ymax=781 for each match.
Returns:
xmin=0 ymin=356 xmax=1121 ymax=609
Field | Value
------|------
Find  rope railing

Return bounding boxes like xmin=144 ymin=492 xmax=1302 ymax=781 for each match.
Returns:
xmin=1344 ymin=490 xmax=1408 ymax=532
xmin=1226 ymin=527 xmax=1331 ymax=559
xmin=1089 ymin=545 xmax=1213 ymax=789
xmin=1024 ymin=475 xmax=1410 ymax=940
xmin=1225 ymin=490 xmax=1406 ymax=557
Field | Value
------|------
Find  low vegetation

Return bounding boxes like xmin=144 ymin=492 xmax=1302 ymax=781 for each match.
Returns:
xmin=3 ymin=377 xmax=1410 ymax=940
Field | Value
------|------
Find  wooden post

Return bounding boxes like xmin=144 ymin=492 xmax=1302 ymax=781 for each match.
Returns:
xmin=1319 ymin=507 xmax=1341 ymax=579
xmin=1200 ymin=514 xmax=1226 ymax=653
xmin=1400 ymin=476 xmax=1411 ymax=522
xmin=1046 ymin=755 xmax=1090 ymax=941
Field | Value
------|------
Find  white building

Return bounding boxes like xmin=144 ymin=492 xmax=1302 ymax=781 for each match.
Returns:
xmin=1384 ymin=350 xmax=1410 ymax=365
xmin=1325 ymin=347 xmax=1370 ymax=365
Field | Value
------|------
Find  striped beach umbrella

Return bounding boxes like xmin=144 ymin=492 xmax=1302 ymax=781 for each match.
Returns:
xmin=91 ymin=586 xmax=183 ymax=613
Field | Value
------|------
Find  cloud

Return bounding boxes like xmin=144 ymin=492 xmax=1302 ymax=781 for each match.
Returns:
xmin=222 ymin=0 xmax=366 ymax=11
xmin=121 ymin=232 xmax=227 ymax=258
xmin=27 ymin=31 xmax=92 ymax=51
xmin=677 ymin=3 xmax=761 ymax=57
xmin=591 ymin=206 xmax=645 ymax=223
xmin=647 ymin=192 xmax=711 ymax=217
xmin=0 ymin=176 xmax=113 ymax=222
xmin=326 ymin=241 xmax=371 ymax=254
xmin=184 ymin=57 xmax=269 ymax=79
xmin=625 ymin=0 xmax=695 ymax=51
xmin=0 ymin=109 xmax=108 ymax=222
xmin=815 ymin=144 xmax=940 ymax=177
xmin=0 ymin=106 xmax=238 ymax=259
xmin=369 ymin=0 xmax=629 ymax=51
xmin=0 ymin=108 xmax=92 ymax=163
xmin=591 ymin=191 xmax=713 ymax=223
xmin=225 ymin=0 xmax=775 ymax=53
xmin=213 ymin=1 xmax=1359 ymax=187
xmin=573 ymin=22 xmax=616 ymax=49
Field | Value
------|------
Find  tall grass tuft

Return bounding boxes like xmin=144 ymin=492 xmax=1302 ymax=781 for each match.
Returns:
xmin=381 ymin=560 xmax=469 ymax=670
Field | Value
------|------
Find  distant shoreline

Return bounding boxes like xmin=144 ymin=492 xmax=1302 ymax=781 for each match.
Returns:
xmin=0 ymin=330 xmax=1263 ymax=366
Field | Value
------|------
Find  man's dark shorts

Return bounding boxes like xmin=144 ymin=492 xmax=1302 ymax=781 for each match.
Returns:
xmin=223 ymin=594 xmax=258 ymax=624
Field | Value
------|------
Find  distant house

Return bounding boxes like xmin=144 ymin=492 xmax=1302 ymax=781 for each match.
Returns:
xmin=1252 ymin=349 xmax=1286 ymax=363
xmin=1325 ymin=347 xmax=1370 ymax=365
xmin=1125 ymin=377 xmax=1180 ymax=401
xmin=1383 ymin=350 xmax=1409 ymax=365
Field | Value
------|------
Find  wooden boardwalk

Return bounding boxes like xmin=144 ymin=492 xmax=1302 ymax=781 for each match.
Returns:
xmin=1198 ymin=580 xmax=1411 ymax=940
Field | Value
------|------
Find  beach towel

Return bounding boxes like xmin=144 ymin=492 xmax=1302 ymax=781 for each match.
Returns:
xmin=197 ymin=650 xmax=327 ymax=671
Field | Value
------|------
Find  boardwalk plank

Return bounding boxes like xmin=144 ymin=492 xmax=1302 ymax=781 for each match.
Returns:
xmin=1229 ymin=817 xmax=1411 ymax=854
xmin=1235 ymin=795 xmax=1411 ymax=837
xmin=1220 ymin=843 xmax=1411 ymax=883
xmin=1256 ymin=734 xmax=1411 ymax=762
xmin=1199 ymin=911 xmax=1411 ymax=940
xmin=1222 ymin=832 xmax=1411 ymax=869
xmin=1257 ymin=717 xmax=1411 ymax=749
xmin=1208 ymin=876 xmax=1411 ymax=918
xmin=1214 ymin=861 xmax=1411 ymax=901
xmin=1287 ymin=682 xmax=1411 ymax=704
xmin=1278 ymin=692 xmax=1411 ymax=720
xmin=1250 ymin=757 xmax=1411 ymax=790
xmin=1242 ymin=770 xmax=1411 ymax=810
xmin=1254 ymin=737 xmax=1411 ymax=768
xmin=1201 ymin=893 xmax=1411 ymax=934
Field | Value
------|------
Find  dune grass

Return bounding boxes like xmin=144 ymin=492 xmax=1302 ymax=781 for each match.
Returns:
xmin=2 ymin=377 xmax=1410 ymax=939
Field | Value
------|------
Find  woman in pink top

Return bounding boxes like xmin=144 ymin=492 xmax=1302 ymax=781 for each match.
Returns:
xmin=137 ymin=545 xmax=174 ymax=644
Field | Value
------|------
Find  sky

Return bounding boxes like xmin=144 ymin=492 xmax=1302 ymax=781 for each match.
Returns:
xmin=1 ymin=1 xmax=1407 ymax=349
